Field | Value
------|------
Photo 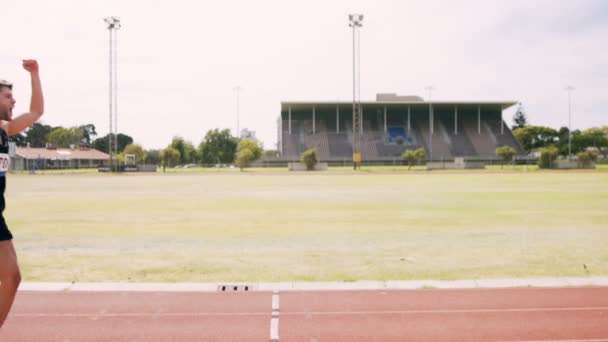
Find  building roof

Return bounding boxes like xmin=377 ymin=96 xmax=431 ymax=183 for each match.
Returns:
xmin=15 ymin=147 xmax=110 ymax=160
xmin=281 ymin=100 xmax=518 ymax=111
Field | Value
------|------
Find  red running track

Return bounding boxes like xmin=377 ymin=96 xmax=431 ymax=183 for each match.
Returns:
xmin=2 ymin=287 xmax=608 ymax=341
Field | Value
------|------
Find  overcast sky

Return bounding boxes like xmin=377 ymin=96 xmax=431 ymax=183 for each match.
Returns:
xmin=2 ymin=0 xmax=606 ymax=149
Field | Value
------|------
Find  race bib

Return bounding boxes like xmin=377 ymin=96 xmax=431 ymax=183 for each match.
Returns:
xmin=0 ymin=153 xmax=10 ymax=172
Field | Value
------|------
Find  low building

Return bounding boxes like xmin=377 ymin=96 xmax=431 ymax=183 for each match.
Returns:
xmin=11 ymin=146 xmax=110 ymax=171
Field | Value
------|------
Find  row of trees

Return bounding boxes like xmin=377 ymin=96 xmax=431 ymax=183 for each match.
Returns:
xmin=513 ymin=125 xmax=608 ymax=157
xmin=157 ymin=129 xmax=263 ymax=171
xmin=14 ymin=124 xmax=264 ymax=170
xmin=157 ymin=129 xmax=239 ymax=168
xmin=494 ymin=144 xmax=597 ymax=169
xmin=511 ymin=105 xmax=608 ymax=157
xmin=13 ymin=123 xmax=134 ymax=154
xmin=509 ymin=105 xmax=604 ymax=168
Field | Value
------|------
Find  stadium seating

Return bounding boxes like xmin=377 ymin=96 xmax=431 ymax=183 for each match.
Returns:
xmin=280 ymin=113 xmax=522 ymax=161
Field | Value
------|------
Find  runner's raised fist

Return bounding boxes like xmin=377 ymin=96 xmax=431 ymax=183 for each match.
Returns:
xmin=22 ymin=60 xmax=39 ymax=73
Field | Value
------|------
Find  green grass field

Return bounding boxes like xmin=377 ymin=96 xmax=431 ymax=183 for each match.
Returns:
xmin=7 ymin=169 xmax=608 ymax=282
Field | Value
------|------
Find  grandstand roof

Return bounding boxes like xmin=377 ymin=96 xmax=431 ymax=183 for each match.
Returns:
xmin=281 ymin=101 xmax=518 ymax=111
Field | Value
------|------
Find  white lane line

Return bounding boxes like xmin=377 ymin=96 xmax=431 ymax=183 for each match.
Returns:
xmin=270 ymin=317 xmax=279 ymax=342
xmin=497 ymin=339 xmax=608 ymax=342
xmin=272 ymin=290 xmax=280 ymax=312
xmin=13 ymin=312 xmax=269 ymax=318
xmin=269 ymin=290 xmax=280 ymax=342
xmin=13 ymin=306 xmax=608 ymax=318
xmin=279 ymin=306 xmax=608 ymax=315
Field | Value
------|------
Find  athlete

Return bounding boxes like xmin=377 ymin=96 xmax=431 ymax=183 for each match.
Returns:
xmin=0 ymin=60 xmax=44 ymax=328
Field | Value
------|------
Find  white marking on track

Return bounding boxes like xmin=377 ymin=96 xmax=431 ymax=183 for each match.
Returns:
xmin=13 ymin=312 xmax=269 ymax=317
xmin=269 ymin=290 xmax=280 ymax=342
xmin=497 ymin=339 xmax=608 ymax=342
xmin=279 ymin=306 xmax=608 ymax=315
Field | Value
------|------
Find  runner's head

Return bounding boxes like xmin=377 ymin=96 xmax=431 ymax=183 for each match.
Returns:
xmin=0 ymin=80 xmax=15 ymax=121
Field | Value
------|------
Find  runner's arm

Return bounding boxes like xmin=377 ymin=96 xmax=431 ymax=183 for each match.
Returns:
xmin=1 ymin=60 xmax=44 ymax=136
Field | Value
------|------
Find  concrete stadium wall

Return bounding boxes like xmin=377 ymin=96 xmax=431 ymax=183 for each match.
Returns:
xmin=288 ymin=162 xmax=329 ymax=171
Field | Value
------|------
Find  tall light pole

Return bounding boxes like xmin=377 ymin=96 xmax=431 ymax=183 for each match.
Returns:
xmin=233 ymin=86 xmax=243 ymax=138
xmin=565 ymin=86 xmax=575 ymax=160
xmin=425 ymin=85 xmax=435 ymax=160
xmin=104 ymin=16 xmax=121 ymax=171
xmin=349 ymin=14 xmax=363 ymax=169
xmin=357 ymin=22 xmax=362 ymax=117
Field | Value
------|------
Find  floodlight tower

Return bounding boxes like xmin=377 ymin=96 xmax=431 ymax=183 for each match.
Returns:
xmin=425 ymin=85 xmax=435 ymax=160
xmin=565 ymin=85 xmax=575 ymax=160
xmin=104 ymin=16 xmax=121 ymax=170
xmin=349 ymin=14 xmax=363 ymax=169
xmin=233 ymin=86 xmax=243 ymax=138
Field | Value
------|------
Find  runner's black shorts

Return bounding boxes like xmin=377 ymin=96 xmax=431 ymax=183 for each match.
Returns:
xmin=0 ymin=215 xmax=13 ymax=241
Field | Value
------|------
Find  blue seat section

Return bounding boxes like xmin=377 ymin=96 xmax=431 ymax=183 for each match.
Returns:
xmin=388 ymin=127 xmax=410 ymax=144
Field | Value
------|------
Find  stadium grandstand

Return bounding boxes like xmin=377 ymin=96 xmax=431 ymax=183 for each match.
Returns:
xmin=278 ymin=93 xmax=525 ymax=162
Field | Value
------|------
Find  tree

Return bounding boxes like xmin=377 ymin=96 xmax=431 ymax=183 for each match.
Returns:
xmin=47 ymin=127 xmax=83 ymax=148
xmin=538 ymin=146 xmax=559 ymax=169
xmin=92 ymin=136 xmax=108 ymax=153
xmin=116 ymin=134 xmax=134 ymax=153
xmin=10 ymin=133 xmax=27 ymax=147
xmin=554 ymin=126 xmax=608 ymax=156
xmin=160 ymin=147 xmax=180 ymax=172
xmin=578 ymin=128 xmax=608 ymax=154
xmin=145 ymin=149 xmax=161 ymax=165
xmin=401 ymin=148 xmax=425 ymax=169
xmin=24 ymin=122 xmax=52 ymax=147
xmin=79 ymin=124 xmax=97 ymax=146
xmin=594 ymin=126 xmax=608 ymax=158
xmin=92 ymin=133 xmax=134 ymax=153
xmin=170 ymin=136 xmax=196 ymax=165
xmin=300 ymin=148 xmax=318 ymax=171
xmin=199 ymin=129 xmax=238 ymax=165
xmin=47 ymin=128 xmax=71 ymax=148
xmin=557 ymin=126 xmax=574 ymax=156
xmin=415 ymin=148 xmax=426 ymax=164
xmin=401 ymin=150 xmax=417 ymax=169
xmin=512 ymin=103 xmax=528 ymax=129
xmin=123 ymin=143 xmax=146 ymax=164
xmin=235 ymin=148 xmax=254 ymax=171
xmin=234 ymin=139 xmax=263 ymax=171
xmin=238 ymin=139 xmax=262 ymax=159
xmin=495 ymin=146 xmax=516 ymax=168
xmin=513 ymin=126 xmax=559 ymax=153
xmin=185 ymin=142 xmax=196 ymax=163
xmin=583 ymin=127 xmax=608 ymax=146
xmin=558 ymin=126 xmax=570 ymax=145
xmin=576 ymin=151 xmax=596 ymax=168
